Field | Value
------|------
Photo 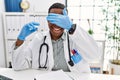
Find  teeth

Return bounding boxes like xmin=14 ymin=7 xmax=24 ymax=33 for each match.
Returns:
xmin=54 ymin=28 xmax=61 ymax=30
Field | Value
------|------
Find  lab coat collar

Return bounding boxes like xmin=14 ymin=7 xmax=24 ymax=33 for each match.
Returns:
xmin=62 ymin=32 xmax=67 ymax=40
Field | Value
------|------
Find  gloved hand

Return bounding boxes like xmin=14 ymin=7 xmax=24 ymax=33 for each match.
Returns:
xmin=18 ymin=22 xmax=40 ymax=40
xmin=46 ymin=8 xmax=73 ymax=30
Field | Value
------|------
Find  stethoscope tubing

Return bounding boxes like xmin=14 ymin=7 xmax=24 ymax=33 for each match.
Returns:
xmin=38 ymin=33 xmax=74 ymax=69
xmin=38 ymin=36 xmax=49 ymax=68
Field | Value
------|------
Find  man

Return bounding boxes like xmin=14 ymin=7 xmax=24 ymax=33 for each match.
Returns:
xmin=12 ymin=3 xmax=100 ymax=75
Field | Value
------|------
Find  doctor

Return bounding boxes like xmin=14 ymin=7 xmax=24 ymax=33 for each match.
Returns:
xmin=12 ymin=3 xmax=100 ymax=74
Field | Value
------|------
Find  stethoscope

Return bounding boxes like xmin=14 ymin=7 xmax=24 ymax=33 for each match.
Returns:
xmin=38 ymin=36 xmax=49 ymax=68
xmin=67 ymin=33 xmax=74 ymax=67
xmin=38 ymin=24 xmax=76 ymax=68
xmin=38 ymin=34 xmax=74 ymax=69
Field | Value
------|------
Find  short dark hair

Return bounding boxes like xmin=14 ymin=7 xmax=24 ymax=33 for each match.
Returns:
xmin=48 ymin=3 xmax=66 ymax=13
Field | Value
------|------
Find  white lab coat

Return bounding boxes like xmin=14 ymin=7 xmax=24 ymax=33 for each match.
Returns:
xmin=12 ymin=25 xmax=100 ymax=75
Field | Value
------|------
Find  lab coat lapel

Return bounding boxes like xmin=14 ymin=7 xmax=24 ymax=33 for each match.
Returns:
xmin=46 ymin=32 xmax=54 ymax=70
xmin=63 ymin=32 xmax=70 ymax=65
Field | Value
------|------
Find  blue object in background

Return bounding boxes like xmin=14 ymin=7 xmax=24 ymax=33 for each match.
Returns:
xmin=4 ymin=0 xmax=22 ymax=12
xmin=90 ymin=67 xmax=101 ymax=73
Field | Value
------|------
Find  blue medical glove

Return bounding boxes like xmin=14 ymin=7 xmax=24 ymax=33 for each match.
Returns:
xmin=46 ymin=8 xmax=73 ymax=30
xmin=18 ymin=22 xmax=40 ymax=40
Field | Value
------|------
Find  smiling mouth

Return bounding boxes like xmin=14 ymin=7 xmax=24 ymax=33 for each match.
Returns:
xmin=54 ymin=27 xmax=61 ymax=31
xmin=50 ymin=23 xmax=63 ymax=33
xmin=52 ymin=28 xmax=62 ymax=34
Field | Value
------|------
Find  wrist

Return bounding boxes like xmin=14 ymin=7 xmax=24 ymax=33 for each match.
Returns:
xmin=18 ymin=35 xmax=25 ymax=41
xmin=15 ymin=39 xmax=24 ymax=47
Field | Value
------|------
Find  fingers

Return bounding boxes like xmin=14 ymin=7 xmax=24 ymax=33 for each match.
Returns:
xmin=28 ymin=22 xmax=39 ymax=31
xmin=47 ymin=13 xmax=60 ymax=20
xmin=46 ymin=13 xmax=59 ymax=24
xmin=63 ymin=8 xmax=67 ymax=16
xmin=31 ymin=22 xmax=40 ymax=26
xmin=46 ymin=13 xmax=62 ymax=22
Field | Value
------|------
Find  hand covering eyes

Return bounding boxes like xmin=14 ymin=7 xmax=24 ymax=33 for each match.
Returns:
xmin=46 ymin=8 xmax=73 ymax=31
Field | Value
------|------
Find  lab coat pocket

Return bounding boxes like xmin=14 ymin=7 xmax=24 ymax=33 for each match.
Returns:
xmin=71 ymin=49 xmax=82 ymax=64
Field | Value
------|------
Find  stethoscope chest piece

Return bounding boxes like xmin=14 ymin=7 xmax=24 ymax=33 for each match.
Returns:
xmin=68 ymin=60 xmax=74 ymax=66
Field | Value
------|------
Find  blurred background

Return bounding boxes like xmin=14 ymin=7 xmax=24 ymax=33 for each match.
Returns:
xmin=0 ymin=0 xmax=120 ymax=75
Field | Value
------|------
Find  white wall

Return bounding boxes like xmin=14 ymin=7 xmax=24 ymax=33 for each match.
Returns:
xmin=27 ymin=0 xmax=65 ymax=13
xmin=0 ymin=0 xmax=5 ymax=67
xmin=0 ymin=0 xmax=65 ymax=67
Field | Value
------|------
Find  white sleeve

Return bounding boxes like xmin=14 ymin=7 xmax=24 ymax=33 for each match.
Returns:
xmin=11 ymin=41 xmax=32 ymax=71
xmin=68 ymin=58 xmax=91 ymax=79
xmin=69 ymin=25 xmax=101 ymax=61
